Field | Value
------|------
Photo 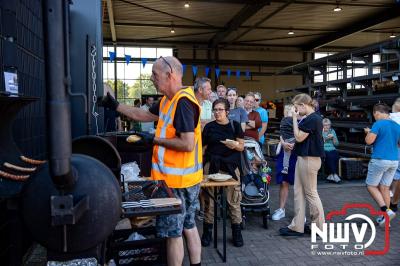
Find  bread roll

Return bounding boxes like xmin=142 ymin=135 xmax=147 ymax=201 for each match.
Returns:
xmin=126 ymin=134 xmax=142 ymax=143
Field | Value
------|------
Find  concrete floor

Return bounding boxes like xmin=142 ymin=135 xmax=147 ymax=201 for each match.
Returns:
xmin=196 ymin=179 xmax=400 ymax=266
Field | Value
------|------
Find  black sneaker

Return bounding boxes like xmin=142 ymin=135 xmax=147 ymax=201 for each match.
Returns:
xmin=201 ymin=223 xmax=213 ymax=247
xmin=279 ymin=227 xmax=303 ymax=236
xmin=304 ymin=224 xmax=311 ymax=235
xmin=232 ymin=223 xmax=244 ymax=247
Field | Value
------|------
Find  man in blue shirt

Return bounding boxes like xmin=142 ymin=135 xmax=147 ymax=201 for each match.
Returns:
xmin=365 ymin=103 xmax=400 ymax=226
xmin=254 ymin=92 xmax=268 ymax=146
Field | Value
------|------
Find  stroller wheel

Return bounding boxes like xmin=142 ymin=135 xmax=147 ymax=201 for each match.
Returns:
xmin=241 ymin=219 xmax=246 ymax=230
xmin=262 ymin=213 xmax=268 ymax=229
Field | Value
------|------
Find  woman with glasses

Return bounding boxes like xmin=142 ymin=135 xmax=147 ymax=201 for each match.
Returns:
xmin=201 ymin=98 xmax=245 ymax=247
xmin=226 ymin=87 xmax=248 ymax=132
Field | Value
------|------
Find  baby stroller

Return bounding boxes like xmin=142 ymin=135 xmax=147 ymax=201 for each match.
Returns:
xmin=240 ymin=138 xmax=271 ymax=229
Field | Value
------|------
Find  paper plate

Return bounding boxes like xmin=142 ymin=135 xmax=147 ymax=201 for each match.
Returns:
xmin=207 ymin=173 xmax=232 ymax=182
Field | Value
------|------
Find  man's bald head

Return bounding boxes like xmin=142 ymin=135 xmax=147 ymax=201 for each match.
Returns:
xmin=156 ymin=56 xmax=183 ymax=77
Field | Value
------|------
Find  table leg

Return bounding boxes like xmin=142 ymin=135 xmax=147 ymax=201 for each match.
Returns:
xmin=222 ymin=187 xmax=227 ymax=262
xmin=213 ymin=187 xmax=218 ymax=249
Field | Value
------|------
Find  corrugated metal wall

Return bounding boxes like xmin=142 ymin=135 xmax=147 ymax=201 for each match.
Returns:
xmin=0 ymin=0 xmax=46 ymax=264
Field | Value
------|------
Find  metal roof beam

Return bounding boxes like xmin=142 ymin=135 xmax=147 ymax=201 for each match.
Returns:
xmin=189 ymin=0 xmax=395 ymax=8
xmin=229 ymin=0 xmax=293 ymax=43
xmin=106 ymin=0 xmax=117 ymax=42
xmin=105 ymin=21 xmax=336 ymax=33
xmin=117 ymin=0 xmax=216 ymax=27
xmin=302 ymin=7 xmax=400 ymax=50
xmin=208 ymin=0 xmax=271 ymax=47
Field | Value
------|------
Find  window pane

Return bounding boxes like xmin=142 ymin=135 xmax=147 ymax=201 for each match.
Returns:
xmin=373 ymin=54 xmax=381 ymax=63
xmin=157 ymin=48 xmax=173 ymax=57
xmin=107 ymin=62 xmax=115 ymax=80
xmin=116 ymin=47 xmax=125 ymax=58
xmin=103 ymin=63 xmax=108 ymax=80
xmin=103 ymin=46 xmax=109 ymax=58
xmin=125 ymin=47 xmax=140 ymax=58
xmin=141 ymin=48 xmax=156 ymax=58
xmin=127 ymin=79 xmax=141 ymax=98
xmin=125 ymin=63 xmax=141 ymax=79
xmin=142 ymin=80 xmax=156 ymax=95
xmin=141 ymin=63 xmax=153 ymax=75
xmin=117 ymin=63 xmax=125 ymax=79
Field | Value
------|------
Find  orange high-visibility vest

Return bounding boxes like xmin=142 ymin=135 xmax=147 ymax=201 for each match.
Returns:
xmin=151 ymin=87 xmax=203 ymax=188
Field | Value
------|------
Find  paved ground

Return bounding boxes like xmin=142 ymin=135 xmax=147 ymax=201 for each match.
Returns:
xmin=24 ymin=161 xmax=400 ymax=266
xmin=195 ymin=179 xmax=400 ymax=266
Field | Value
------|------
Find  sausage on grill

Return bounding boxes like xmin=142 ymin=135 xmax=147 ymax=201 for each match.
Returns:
xmin=4 ymin=162 xmax=36 ymax=172
xmin=0 ymin=170 xmax=29 ymax=181
xmin=20 ymin=156 xmax=46 ymax=165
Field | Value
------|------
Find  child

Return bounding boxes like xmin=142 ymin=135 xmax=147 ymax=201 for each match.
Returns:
xmin=364 ymin=103 xmax=400 ymax=226
xmin=280 ymin=104 xmax=296 ymax=174
xmin=243 ymin=147 xmax=266 ymax=196
xmin=322 ymin=118 xmax=341 ymax=183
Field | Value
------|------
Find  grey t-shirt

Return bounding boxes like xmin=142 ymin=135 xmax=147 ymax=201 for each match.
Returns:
xmin=228 ymin=107 xmax=248 ymax=124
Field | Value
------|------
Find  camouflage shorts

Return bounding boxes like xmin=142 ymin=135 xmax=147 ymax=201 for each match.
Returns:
xmin=156 ymin=184 xmax=200 ymax=238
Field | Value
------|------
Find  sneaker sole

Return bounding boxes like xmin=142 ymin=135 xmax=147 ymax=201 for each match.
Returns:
xmin=272 ymin=215 xmax=285 ymax=221
xmin=378 ymin=213 xmax=396 ymax=227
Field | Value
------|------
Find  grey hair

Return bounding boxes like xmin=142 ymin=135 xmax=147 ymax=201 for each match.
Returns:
xmin=322 ymin=118 xmax=331 ymax=125
xmin=158 ymin=56 xmax=183 ymax=77
xmin=194 ymin=77 xmax=211 ymax=92
xmin=245 ymin=92 xmax=255 ymax=98
xmin=254 ymin=92 xmax=261 ymax=99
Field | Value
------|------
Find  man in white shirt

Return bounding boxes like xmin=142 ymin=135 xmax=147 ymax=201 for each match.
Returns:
xmin=193 ymin=77 xmax=213 ymax=129
xmin=140 ymin=96 xmax=155 ymax=132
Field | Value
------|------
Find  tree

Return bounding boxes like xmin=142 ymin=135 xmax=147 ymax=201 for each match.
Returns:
xmin=130 ymin=74 xmax=157 ymax=97
xmin=105 ymin=79 xmax=125 ymax=99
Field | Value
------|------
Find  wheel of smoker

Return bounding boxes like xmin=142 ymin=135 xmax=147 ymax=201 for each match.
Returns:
xmin=21 ymin=154 xmax=122 ymax=253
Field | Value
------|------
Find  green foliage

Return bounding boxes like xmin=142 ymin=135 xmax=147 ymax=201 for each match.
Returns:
xmin=104 ymin=74 xmax=157 ymax=105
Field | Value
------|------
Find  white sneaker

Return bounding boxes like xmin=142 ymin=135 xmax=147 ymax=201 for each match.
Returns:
xmin=326 ymin=174 xmax=334 ymax=182
xmin=376 ymin=209 xmax=396 ymax=227
xmin=272 ymin=208 xmax=285 ymax=221
xmin=390 ymin=190 xmax=394 ymax=198
xmin=333 ymin=174 xmax=341 ymax=183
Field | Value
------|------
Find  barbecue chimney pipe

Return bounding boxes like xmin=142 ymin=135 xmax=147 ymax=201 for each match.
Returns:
xmin=43 ymin=0 xmax=76 ymax=189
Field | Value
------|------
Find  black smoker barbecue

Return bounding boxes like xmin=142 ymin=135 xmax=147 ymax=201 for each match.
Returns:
xmin=18 ymin=0 xmax=122 ymax=263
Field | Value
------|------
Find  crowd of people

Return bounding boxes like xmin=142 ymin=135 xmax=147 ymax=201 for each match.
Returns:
xmin=99 ymin=56 xmax=400 ymax=266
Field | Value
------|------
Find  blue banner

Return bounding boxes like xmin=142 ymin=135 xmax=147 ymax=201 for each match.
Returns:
xmin=125 ymin=55 xmax=131 ymax=65
xmin=205 ymin=67 xmax=210 ymax=77
xmin=215 ymin=68 xmax=220 ymax=78
xmin=192 ymin=65 xmax=198 ymax=77
xmin=227 ymin=69 xmax=231 ymax=79
xmin=141 ymin=58 xmax=148 ymax=68
xmin=246 ymin=70 xmax=250 ymax=78
xmin=182 ymin=64 xmax=186 ymax=74
xmin=236 ymin=70 xmax=240 ymax=79
xmin=109 ymin=51 xmax=116 ymax=62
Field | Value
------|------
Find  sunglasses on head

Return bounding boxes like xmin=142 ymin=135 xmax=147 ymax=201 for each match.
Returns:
xmin=159 ymin=56 xmax=173 ymax=73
